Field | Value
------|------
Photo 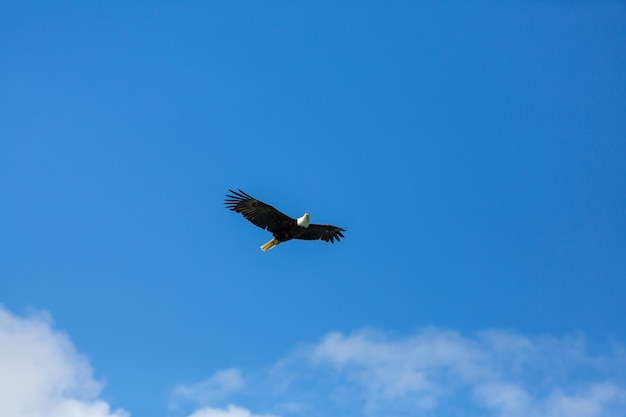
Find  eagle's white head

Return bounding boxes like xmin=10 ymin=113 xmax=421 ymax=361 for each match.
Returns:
xmin=297 ymin=213 xmax=311 ymax=228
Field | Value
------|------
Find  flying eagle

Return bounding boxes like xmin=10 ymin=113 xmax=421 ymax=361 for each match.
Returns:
xmin=225 ymin=189 xmax=346 ymax=251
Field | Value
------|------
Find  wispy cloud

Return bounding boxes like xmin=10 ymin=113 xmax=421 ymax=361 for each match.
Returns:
xmin=172 ymin=369 xmax=246 ymax=408
xmin=180 ymin=328 xmax=626 ymax=417
xmin=0 ymin=305 xmax=128 ymax=417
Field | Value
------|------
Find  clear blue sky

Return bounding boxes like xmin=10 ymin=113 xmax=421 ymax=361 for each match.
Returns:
xmin=2 ymin=2 xmax=626 ymax=417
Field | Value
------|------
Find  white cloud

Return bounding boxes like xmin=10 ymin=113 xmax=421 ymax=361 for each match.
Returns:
xmin=0 ymin=305 xmax=129 ymax=417
xmin=5 ymin=303 xmax=622 ymax=417
xmin=186 ymin=404 xmax=278 ymax=417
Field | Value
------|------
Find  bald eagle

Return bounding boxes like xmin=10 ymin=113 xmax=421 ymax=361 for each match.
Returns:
xmin=225 ymin=189 xmax=346 ymax=251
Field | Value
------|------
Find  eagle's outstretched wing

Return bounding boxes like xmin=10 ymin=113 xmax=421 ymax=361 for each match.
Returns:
xmin=296 ymin=224 xmax=346 ymax=243
xmin=224 ymin=189 xmax=293 ymax=233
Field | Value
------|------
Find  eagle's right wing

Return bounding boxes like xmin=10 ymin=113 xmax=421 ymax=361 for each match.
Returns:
xmin=296 ymin=223 xmax=346 ymax=243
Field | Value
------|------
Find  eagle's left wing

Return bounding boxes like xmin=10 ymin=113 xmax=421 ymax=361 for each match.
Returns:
xmin=224 ymin=189 xmax=293 ymax=233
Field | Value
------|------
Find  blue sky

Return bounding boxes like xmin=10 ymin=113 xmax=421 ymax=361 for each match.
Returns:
xmin=1 ymin=2 xmax=626 ymax=417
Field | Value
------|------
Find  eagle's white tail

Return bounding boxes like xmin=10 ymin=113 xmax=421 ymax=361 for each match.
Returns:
xmin=260 ymin=238 xmax=281 ymax=251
